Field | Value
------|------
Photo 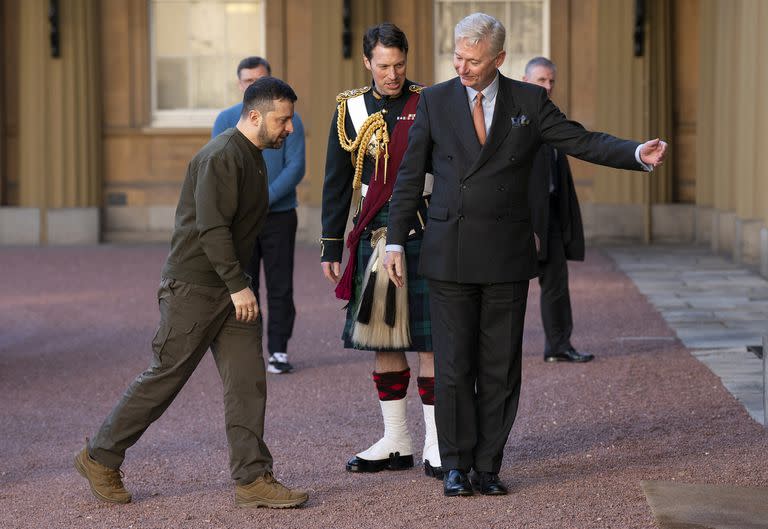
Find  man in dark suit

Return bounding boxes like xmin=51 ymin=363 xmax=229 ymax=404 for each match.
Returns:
xmin=384 ymin=13 xmax=667 ymax=497
xmin=523 ymin=57 xmax=592 ymax=363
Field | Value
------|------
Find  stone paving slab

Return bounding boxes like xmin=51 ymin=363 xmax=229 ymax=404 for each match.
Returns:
xmin=604 ymin=245 xmax=768 ymax=425
xmin=691 ymin=348 xmax=765 ymax=423
xmin=723 ymin=321 xmax=768 ymax=331
xmin=642 ymin=480 xmax=768 ymax=529
xmin=664 ymin=312 xmax=719 ymax=323
xmin=714 ymin=310 xmax=768 ymax=321
xmin=687 ymin=298 xmax=756 ymax=309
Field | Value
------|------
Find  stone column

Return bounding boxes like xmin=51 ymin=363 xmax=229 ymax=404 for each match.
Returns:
xmin=695 ymin=0 xmax=715 ymax=209
xmin=592 ymin=0 xmax=647 ymax=206
xmin=755 ymin=1 xmax=768 ymax=227
xmin=755 ymin=2 xmax=768 ymax=275
xmin=590 ymin=0 xmax=673 ymax=242
xmin=17 ymin=0 xmax=101 ymax=244
xmin=18 ymin=0 xmax=48 ymax=211
xmin=711 ymin=0 xmax=738 ymax=214
xmin=647 ymin=0 xmax=673 ymax=204
xmin=734 ymin=0 xmax=758 ymax=221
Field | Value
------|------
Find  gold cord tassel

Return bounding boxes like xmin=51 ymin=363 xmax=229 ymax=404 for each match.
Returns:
xmin=336 ymin=101 xmax=389 ymax=190
xmin=383 ymin=144 xmax=389 ymax=185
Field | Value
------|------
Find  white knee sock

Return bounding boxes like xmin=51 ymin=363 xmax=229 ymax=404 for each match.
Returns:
xmin=356 ymin=398 xmax=413 ymax=460
xmin=422 ymin=404 xmax=441 ymax=467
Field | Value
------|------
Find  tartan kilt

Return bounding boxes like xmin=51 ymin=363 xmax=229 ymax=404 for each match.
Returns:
xmin=342 ymin=208 xmax=432 ymax=352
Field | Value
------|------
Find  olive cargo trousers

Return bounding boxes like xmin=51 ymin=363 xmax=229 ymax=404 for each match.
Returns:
xmin=89 ymin=277 xmax=272 ymax=485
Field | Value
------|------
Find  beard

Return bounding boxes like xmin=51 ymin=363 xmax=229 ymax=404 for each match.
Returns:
xmin=257 ymin=126 xmax=285 ymax=149
xmin=257 ymin=126 xmax=274 ymax=148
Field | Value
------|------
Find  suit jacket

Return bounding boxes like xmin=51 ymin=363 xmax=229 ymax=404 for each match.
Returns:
xmin=387 ymin=73 xmax=641 ymax=284
xmin=529 ymin=145 xmax=585 ymax=262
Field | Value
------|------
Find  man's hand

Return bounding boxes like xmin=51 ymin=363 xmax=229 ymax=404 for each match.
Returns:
xmin=384 ymin=251 xmax=404 ymax=288
xmin=231 ymin=287 xmax=258 ymax=322
xmin=322 ymin=261 xmax=341 ymax=284
xmin=639 ymin=138 xmax=668 ymax=168
xmin=534 ymin=232 xmax=541 ymax=254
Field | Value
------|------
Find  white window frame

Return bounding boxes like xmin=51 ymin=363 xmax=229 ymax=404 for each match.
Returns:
xmin=149 ymin=0 xmax=266 ymax=128
xmin=433 ymin=0 xmax=550 ymax=83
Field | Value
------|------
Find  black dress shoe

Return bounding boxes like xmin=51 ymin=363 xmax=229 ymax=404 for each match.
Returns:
xmin=346 ymin=452 xmax=414 ymax=473
xmin=544 ymin=347 xmax=594 ymax=363
xmin=424 ymin=460 xmax=444 ymax=480
xmin=470 ymin=471 xmax=508 ymax=495
xmin=443 ymin=469 xmax=473 ymax=497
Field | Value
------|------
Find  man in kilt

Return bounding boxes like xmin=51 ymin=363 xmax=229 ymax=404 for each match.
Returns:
xmin=320 ymin=23 xmax=441 ymax=480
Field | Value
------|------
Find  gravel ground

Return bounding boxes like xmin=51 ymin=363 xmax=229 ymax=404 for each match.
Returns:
xmin=1 ymin=244 xmax=767 ymax=529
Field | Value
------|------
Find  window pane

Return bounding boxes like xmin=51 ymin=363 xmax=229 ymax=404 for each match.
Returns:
xmin=435 ymin=2 xmax=472 ymax=83
xmin=434 ymin=0 xmax=547 ymax=83
xmin=226 ymin=55 xmax=244 ymax=103
xmin=151 ymin=0 xmax=264 ymax=125
xmin=474 ymin=2 xmax=505 ymax=24
xmin=188 ymin=2 xmax=225 ymax=56
xmin=194 ymin=56 xmax=229 ymax=108
xmin=155 ymin=3 xmax=188 ymax=56
xmin=156 ymin=57 xmax=188 ymax=110
xmin=436 ymin=2 xmax=470 ymax=56
xmin=505 ymin=2 xmax=544 ymax=78
xmin=226 ymin=3 xmax=263 ymax=55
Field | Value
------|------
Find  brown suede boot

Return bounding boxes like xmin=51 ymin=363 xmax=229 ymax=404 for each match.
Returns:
xmin=235 ymin=472 xmax=308 ymax=509
xmin=73 ymin=441 xmax=132 ymax=504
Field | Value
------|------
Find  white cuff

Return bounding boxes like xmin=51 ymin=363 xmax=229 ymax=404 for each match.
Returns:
xmin=635 ymin=144 xmax=653 ymax=172
xmin=385 ymin=244 xmax=404 ymax=253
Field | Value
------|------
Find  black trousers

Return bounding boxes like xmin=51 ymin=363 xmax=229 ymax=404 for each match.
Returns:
xmin=538 ymin=198 xmax=574 ymax=355
xmin=428 ymin=278 xmax=529 ymax=474
xmin=248 ymin=209 xmax=297 ymax=355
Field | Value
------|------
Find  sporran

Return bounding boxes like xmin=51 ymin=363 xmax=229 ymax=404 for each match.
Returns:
xmin=351 ymin=227 xmax=411 ymax=350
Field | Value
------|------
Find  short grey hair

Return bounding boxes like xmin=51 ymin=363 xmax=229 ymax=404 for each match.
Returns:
xmin=524 ymin=56 xmax=556 ymax=77
xmin=454 ymin=13 xmax=506 ymax=55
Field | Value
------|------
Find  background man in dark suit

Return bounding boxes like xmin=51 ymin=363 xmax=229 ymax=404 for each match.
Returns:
xmin=384 ymin=13 xmax=667 ymax=497
xmin=523 ymin=57 xmax=592 ymax=364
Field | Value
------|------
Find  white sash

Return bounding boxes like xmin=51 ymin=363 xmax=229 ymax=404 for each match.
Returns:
xmin=347 ymin=94 xmax=369 ymax=136
xmin=348 ymin=92 xmax=432 ymax=198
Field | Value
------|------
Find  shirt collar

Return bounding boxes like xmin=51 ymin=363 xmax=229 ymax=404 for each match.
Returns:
xmin=466 ymin=72 xmax=500 ymax=103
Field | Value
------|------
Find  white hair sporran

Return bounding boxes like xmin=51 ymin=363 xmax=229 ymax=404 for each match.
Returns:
xmin=351 ymin=227 xmax=411 ymax=350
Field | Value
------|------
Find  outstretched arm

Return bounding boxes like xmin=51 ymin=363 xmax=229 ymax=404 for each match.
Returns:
xmin=537 ymin=87 xmax=664 ymax=171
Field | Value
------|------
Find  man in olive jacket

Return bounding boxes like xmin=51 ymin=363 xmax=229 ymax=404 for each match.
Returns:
xmin=74 ymin=77 xmax=308 ymax=509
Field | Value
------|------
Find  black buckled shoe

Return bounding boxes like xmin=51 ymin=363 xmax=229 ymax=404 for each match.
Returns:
xmin=544 ymin=347 xmax=594 ymax=363
xmin=443 ymin=469 xmax=473 ymax=497
xmin=346 ymin=452 xmax=414 ymax=473
xmin=424 ymin=460 xmax=444 ymax=480
xmin=470 ymin=471 xmax=508 ymax=495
